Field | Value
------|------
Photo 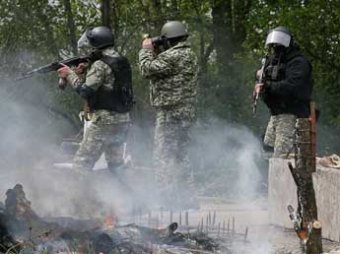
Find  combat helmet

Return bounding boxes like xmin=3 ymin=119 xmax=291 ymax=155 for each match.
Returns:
xmin=161 ymin=21 xmax=188 ymax=39
xmin=265 ymin=26 xmax=292 ymax=48
xmin=78 ymin=26 xmax=114 ymax=50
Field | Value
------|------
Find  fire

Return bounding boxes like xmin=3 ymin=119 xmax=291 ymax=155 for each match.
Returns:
xmin=296 ymin=228 xmax=309 ymax=241
xmin=104 ymin=214 xmax=117 ymax=230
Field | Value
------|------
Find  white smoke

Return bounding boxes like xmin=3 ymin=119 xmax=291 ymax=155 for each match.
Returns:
xmin=190 ymin=117 xmax=265 ymax=200
xmin=0 ymin=79 xmax=266 ymax=215
xmin=0 ymin=74 xmax=278 ymax=253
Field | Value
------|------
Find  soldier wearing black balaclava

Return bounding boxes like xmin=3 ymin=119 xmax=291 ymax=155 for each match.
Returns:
xmin=254 ymin=26 xmax=313 ymax=157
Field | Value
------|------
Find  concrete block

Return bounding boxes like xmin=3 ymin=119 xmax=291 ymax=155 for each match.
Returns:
xmin=268 ymin=158 xmax=340 ymax=241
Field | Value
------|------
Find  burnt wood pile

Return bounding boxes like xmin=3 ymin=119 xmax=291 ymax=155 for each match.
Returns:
xmin=0 ymin=185 xmax=249 ymax=254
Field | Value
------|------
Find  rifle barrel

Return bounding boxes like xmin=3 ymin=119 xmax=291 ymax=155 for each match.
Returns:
xmin=15 ymin=51 xmax=101 ymax=82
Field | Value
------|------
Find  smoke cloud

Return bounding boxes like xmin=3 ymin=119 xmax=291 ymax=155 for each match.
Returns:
xmin=0 ymin=76 xmax=266 ymax=215
xmin=0 ymin=73 xmax=279 ymax=253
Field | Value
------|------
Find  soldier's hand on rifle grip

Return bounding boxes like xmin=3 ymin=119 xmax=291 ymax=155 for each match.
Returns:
xmin=57 ymin=63 xmax=73 ymax=79
xmin=256 ymin=69 xmax=263 ymax=80
xmin=75 ymin=63 xmax=88 ymax=75
xmin=142 ymin=38 xmax=154 ymax=50
xmin=253 ymin=83 xmax=264 ymax=99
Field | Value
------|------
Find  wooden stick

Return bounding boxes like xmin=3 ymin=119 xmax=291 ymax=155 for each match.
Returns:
xmin=160 ymin=206 xmax=164 ymax=221
xmin=185 ymin=211 xmax=189 ymax=226
xmin=179 ymin=211 xmax=182 ymax=226
xmin=244 ymin=227 xmax=248 ymax=241
xmin=170 ymin=210 xmax=173 ymax=224
xmin=223 ymin=220 xmax=226 ymax=235
xmin=206 ymin=215 xmax=209 ymax=231
xmin=148 ymin=211 xmax=151 ymax=227
xmin=232 ymin=217 xmax=235 ymax=234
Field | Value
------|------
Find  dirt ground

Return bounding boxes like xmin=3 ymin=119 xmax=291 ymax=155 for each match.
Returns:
xmin=197 ymin=198 xmax=340 ymax=254
xmin=1 ymin=165 xmax=340 ymax=253
xmin=139 ymin=197 xmax=340 ymax=254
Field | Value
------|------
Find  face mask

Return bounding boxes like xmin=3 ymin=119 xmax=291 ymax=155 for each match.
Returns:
xmin=77 ymin=30 xmax=94 ymax=56
xmin=269 ymin=44 xmax=286 ymax=57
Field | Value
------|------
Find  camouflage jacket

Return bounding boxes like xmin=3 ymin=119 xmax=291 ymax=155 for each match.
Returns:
xmin=139 ymin=41 xmax=198 ymax=109
xmin=66 ymin=47 xmax=130 ymax=124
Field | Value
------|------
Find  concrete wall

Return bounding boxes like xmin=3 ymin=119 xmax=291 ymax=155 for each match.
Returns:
xmin=268 ymin=158 xmax=340 ymax=241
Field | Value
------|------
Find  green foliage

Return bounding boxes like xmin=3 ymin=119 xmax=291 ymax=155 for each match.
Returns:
xmin=0 ymin=0 xmax=339 ymax=200
xmin=0 ymin=0 xmax=339 ymax=151
xmin=244 ymin=0 xmax=340 ymax=125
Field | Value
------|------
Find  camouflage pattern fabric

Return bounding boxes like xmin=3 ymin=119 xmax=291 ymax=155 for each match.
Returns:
xmin=67 ymin=47 xmax=120 ymax=92
xmin=264 ymin=114 xmax=297 ymax=157
xmin=139 ymin=41 xmax=198 ymax=207
xmin=65 ymin=47 xmax=130 ymax=172
xmin=73 ymin=113 xmax=130 ymax=172
xmin=139 ymin=41 xmax=198 ymax=108
xmin=153 ymin=107 xmax=196 ymax=206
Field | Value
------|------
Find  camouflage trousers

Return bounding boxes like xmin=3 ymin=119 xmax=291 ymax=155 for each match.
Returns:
xmin=153 ymin=109 xmax=196 ymax=207
xmin=73 ymin=110 xmax=130 ymax=172
xmin=264 ymin=114 xmax=297 ymax=158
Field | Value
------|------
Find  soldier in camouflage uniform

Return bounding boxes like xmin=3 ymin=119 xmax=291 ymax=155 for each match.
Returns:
xmin=57 ymin=26 xmax=131 ymax=174
xmin=139 ymin=21 xmax=198 ymax=208
xmin=254 ymin=27 xmax=313 ymax=157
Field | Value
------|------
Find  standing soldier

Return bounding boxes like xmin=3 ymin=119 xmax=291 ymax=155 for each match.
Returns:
xmin=57 ymin=26 xmax=133 ymax=175
xmin=139 ymin=21 xmax=198 ymax=209
xmin=254 ymin=26 xmax=313 ymax=157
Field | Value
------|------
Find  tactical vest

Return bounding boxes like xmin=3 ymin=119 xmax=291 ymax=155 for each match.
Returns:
xmin=262 ymin=49 xmax=312 ymax=118
xmin=92 ymin=55 xmax=134 ymax=113
xmin=264 ymin=57 xmax=286 ymax=81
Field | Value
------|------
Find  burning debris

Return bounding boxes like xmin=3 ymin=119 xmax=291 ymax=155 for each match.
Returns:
xmin=0 ymin=185 xmax=250 ymax=254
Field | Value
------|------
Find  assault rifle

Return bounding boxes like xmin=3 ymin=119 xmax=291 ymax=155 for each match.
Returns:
xmin=143 ymin=33 xmax=167 ymax=47
xmin=252 ymin=56 xmax=267 ymax=115
xmin=16 ymin=51 xmax=102 ymax=81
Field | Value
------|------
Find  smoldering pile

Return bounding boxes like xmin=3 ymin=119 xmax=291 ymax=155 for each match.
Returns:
xmin=0 ymin=184 xmax=250 ymax=254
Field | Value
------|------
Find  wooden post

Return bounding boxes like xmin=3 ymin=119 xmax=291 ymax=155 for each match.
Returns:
xmin=289 ymin=102 xmax=322 ymax=253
